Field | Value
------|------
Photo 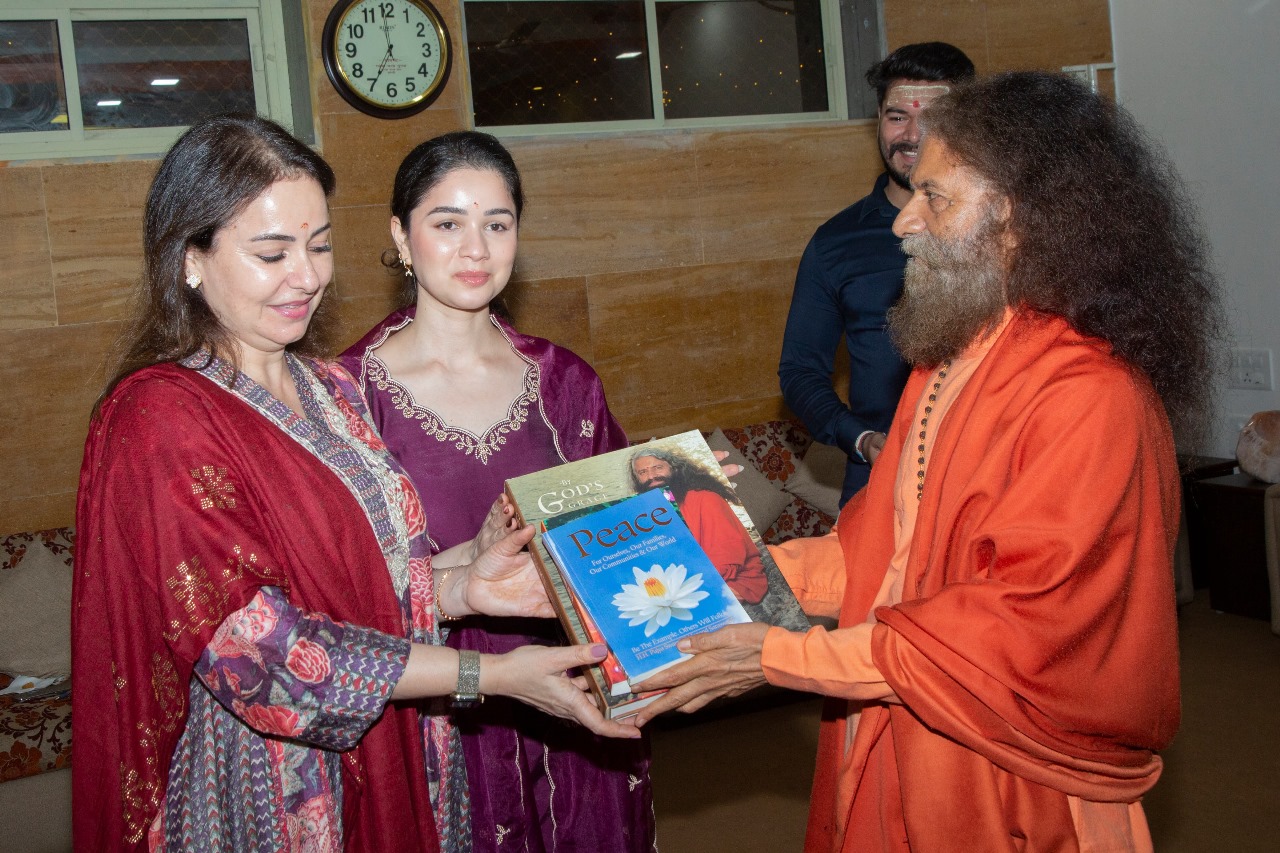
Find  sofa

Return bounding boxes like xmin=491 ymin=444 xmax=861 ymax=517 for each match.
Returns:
xmin=0 ymin=529 xmax=74 ymax=853
xmin=0 ymin=419 xmax=842 ymax=851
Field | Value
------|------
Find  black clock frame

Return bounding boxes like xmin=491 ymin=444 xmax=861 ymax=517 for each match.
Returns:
xmin=320 ymin=0 xmax=453 ymax=120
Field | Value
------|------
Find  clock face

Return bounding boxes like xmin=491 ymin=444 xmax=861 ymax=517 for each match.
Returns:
xmin=323 ymin=0 xmax=451 ymax=117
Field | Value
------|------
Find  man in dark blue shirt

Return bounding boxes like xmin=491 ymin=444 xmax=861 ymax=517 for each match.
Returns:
xmin=780 ymin=43 xmax=974 ymax=505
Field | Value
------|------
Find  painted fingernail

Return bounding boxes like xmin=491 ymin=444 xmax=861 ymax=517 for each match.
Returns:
xmin=590 ymin=644 xmax=607 ymax=657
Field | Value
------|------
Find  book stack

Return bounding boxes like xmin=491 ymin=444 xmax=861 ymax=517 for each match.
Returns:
xmin=505 ymin=430 xmax=809 ymax=719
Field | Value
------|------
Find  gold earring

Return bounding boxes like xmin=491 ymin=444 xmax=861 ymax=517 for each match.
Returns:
xmin=186 ymin=273 xmax=201 ymax=289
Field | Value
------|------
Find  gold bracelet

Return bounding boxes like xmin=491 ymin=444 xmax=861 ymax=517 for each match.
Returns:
xmin=436 ymin=566 xmax=460 ymax=621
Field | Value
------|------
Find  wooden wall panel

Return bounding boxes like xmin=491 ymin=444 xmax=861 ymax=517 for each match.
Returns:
xmin=588 ymin=257 xmax=796 ymax=437
xmin=0 ymin=322 xmax=121 ymax=534
xmin=884 ymin=0 xmax=1113 ymax=72
xmin=695 ymin=124 xmax=879 ymax=266
xmin=507 ymin=133 xmax=704 ymax=281
xmin=0 ymin=168 xmax=55 ymax=330
xmin=46 ymin=160 xmax=154 ymax=327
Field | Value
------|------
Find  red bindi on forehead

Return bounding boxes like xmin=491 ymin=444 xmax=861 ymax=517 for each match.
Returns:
xmin=301 ymin=222 xmax=308 ymax=230
xmin=913 ymin=100 xmax=920 ymax=108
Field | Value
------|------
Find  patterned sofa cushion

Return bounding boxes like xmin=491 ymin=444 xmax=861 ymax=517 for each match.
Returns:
xmin=720 ymin=420 xmax=837 ymax=544
xmin=0 ymin=529 xmax=76 ymax=783
xmin=1 ymin=529 xmax=75 ymax=678
xmin=0 ymin=681 xmax=72 ymax=783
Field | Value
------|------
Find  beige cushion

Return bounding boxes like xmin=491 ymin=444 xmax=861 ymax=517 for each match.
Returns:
xmin=782 ymin=440 xmax=846 ymax=518
xmin=0 ymin=533 xmax=74 ymax=679
xmin=705 ymin=429 xmax=793 ymax=533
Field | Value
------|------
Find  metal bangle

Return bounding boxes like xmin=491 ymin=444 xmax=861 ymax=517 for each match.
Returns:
xmin=436 ymin=567 xmax=460 ymax=621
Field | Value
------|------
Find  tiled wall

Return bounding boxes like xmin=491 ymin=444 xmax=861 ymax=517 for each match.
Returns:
xmin=0 ymin=0 xmax=1112 ymax=534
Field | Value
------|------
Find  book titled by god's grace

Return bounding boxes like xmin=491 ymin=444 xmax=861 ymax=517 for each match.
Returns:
xmin=505 ymin=429 xmax=809 ymax=719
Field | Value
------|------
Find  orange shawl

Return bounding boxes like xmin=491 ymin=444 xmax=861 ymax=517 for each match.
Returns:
xmin=800 ymin=312 xmax=1181 ymax=851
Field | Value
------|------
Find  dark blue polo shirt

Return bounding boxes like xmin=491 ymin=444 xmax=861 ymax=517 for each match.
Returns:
xmin=779 ymin=173 xmax=912 ymax=504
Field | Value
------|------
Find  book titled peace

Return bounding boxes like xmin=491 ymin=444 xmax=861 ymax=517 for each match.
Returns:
xmin=541 ymin=489 xmax=752 ymax=685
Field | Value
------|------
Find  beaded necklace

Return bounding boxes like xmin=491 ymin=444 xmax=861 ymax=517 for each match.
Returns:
xmin=916 ymin=359 xmax=953 ymax=501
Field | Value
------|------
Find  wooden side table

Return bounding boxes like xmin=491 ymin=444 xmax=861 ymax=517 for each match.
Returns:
xmin=1187 ymin=472 xmax=1273 ymax=620
xmin=1177 ymin=454 xmax=1238 ymax=590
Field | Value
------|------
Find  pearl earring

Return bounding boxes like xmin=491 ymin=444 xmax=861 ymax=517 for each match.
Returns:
xmin=186 ymin=273 xmax=201 ymax=289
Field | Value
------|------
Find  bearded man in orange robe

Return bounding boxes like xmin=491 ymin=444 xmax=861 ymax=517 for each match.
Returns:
xmin=634 ymin=71 xmax=1223 ymax=852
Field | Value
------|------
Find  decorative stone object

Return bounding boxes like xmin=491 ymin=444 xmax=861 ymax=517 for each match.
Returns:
xmin=1236 ymin=410 xmax=1280 ymax=483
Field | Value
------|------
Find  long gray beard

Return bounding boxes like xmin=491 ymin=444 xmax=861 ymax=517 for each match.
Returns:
xmin=888 ymin=224 xmax=1008 ymax=368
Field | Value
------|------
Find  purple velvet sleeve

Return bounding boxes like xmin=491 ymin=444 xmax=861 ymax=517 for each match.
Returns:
xmin=192 ymin=586 xmax=410 ymax=751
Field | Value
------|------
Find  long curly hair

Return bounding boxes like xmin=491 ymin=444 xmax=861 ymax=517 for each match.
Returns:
xmin=923 ymin=72 xmax=1224 ymax=445
xmin=97 ymin=114 xmax=336 ymax=413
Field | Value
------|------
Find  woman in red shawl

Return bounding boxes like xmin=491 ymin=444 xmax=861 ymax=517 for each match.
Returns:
xmin=72 ymin=115 xmax=636 ymax=853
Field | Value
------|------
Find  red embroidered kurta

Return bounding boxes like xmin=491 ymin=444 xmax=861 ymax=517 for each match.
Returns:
xmin=762 ymin=312 xmax=1181 ymax=851
xmin=72 ymin=361 xmax=442 ymax=852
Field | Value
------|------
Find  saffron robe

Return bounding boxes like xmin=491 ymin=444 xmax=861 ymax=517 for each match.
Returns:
xmin=677 ymin=489 xmax=769 ymax=604
xmin=72 ymin=360 xmax=445 ymax=852
xmin=762 ymin=312 xmax=1182 ymax=851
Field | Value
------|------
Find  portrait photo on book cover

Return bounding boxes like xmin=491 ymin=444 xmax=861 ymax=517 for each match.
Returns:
xmin=544 ymin=432 xmax=809 ymax=632
xmin=506 ymin=430 xmax=809 ymax=716
xmin=627 ymin=439 xmax=809 ymax=630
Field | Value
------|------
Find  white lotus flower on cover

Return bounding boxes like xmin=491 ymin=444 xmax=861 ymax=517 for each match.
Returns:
xmin=612 ymin=563 xmax=710 ymax=637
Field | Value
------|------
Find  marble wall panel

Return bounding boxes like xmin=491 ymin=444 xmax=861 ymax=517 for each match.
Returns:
xmin=330 ymin=202 xmax=400 ymax=301
xmin=624 ymin=396 xmax=793 ymax=443
xmin=506 ymin=133 xmax=703 ymax=281
xmin=45 ymin=160 xmax=155 ymax=326
xmin=883 ymin=0 xmax=994 ymax=69
xmin=0 ymin=322 xmax=121 ymax=534
xmin=334 ymin=293 xmax=403 ymax=352
xmin=985 ymin=0 xmax=1113 ymax=69
xmin=694 ymin=124 xmax=881 ymax=267
xmin=0 ymin=167 xmax=56 ymax=330
xmin=883 ymin=0 xmax=1112 ymax=73
xmin=320 ymin=108 xmax=463 ymax=209
xmin=588 ymin=257 xmax=796 ymax=431
xmin=503 ymin=276 xmax=593 ymax=361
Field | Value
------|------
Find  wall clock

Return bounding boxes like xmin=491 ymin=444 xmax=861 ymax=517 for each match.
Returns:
xmin=321 ymin=0 xmax=452 ymax=119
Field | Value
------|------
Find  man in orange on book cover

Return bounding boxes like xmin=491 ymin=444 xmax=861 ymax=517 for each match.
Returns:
xmin=629 ymin=448 xmax=769 ymax=605
xmin=633 ymin=71 xmax=1223 ymax=852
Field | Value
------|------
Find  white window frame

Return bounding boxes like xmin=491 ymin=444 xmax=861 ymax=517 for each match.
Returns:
xmin=1 ymin=0 xmax=298 ymax=161
xmin=464 ymin=0 xmax=851 ymax=138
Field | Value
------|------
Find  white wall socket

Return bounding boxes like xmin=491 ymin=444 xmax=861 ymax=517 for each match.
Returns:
xmin=1227 ymin=347 xmax=1273 ymax=390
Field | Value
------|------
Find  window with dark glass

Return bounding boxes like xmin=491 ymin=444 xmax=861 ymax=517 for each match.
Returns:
xmin=466 ymin=1 xmax=652 ymax=127
xmin=0 ymin=21 xmax=69 ymax=134
xmin=656 ymin=0 xmax=827 ymax=120
xmin=73 ymin=19 xmax=255 ymax=130
xmin=465 ymin=0 xmax=832 ymax=130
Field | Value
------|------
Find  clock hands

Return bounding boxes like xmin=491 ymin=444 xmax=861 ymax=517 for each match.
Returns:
xmin=368 ymin=8 xmax=399 ymax=94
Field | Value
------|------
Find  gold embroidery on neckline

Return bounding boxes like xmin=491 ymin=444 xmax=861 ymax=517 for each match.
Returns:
xmin=370 ymin=358 xmax=540 ymax=466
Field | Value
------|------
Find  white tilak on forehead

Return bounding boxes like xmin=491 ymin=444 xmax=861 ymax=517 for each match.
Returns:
xmin=885 ymin=84 xmax=951 ymax=110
